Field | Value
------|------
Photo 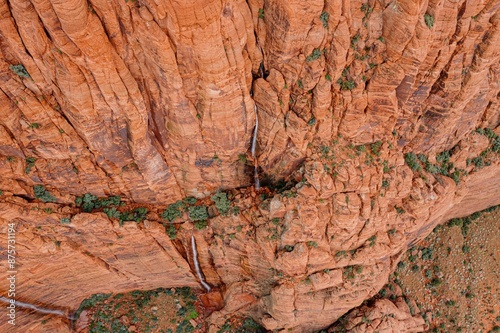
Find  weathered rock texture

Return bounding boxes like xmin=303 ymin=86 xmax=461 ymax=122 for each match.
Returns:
xmin=326 ymin=282 xmax=426 ymax=332
xmin=327 ymin=298 xmax=426 ymax=333
xmin=0 ymin=0 xmax=499 ymax=332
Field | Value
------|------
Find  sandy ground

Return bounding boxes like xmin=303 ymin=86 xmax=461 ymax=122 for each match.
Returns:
xmin=386 ymin=208 xmax=500 ymax=333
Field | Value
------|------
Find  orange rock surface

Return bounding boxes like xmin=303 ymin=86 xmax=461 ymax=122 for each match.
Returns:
xmin=0 ymin=0 xmax=499 ymax=332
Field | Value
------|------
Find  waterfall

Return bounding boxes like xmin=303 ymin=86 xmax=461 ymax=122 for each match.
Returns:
xmin=190 ymin=235 xmax=211 ymax=292
xmin=251 ymin=104 xmax=260 ymax=190
xmin=0 ymin=296 xmax=73 ymax=319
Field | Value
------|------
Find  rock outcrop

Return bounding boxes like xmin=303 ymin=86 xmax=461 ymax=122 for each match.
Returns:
xmin=326 ymin=282 xmax=426 ymax=333
xmin=0 ymin=0 xmax=499 ymax=332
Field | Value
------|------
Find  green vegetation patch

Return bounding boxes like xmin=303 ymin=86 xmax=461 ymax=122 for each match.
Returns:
xmin=75 ymin=193 xmax=122 ymax=212
xmin=25 ymin=157 xmax=36 ymax=174
xmin=424 ymin=14 xmax=434 ymax=28
xmin=76 ymin=287 xmax=200 ymax=333
xmin=75 ymin=193 xmax=148 ymax=224
xmin=10 ymin=64 xmax=31 ymax=79
xmin=33 ymin=185 xmax=56 ymax=203
xmin=306 ymin=48 xmax=323 ymax=62
xmin=188 ymin=205 xmax=208 ymax=222
xmin=211 ymin=192 xmax=231 ymax=215
xmin=162 ymin=200 xmax=186 ymax=221
xmin=320 ymin=12 xmax=329 ymax=28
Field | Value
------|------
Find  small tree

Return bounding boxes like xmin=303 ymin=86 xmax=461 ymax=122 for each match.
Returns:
xmin=188 ymin=206 xmax=208 ymax=222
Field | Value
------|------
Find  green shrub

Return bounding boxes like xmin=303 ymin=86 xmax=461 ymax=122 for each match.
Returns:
xmin=368 ymin=235 xmax=377 ymax=246
xmin=103 ymin=207 xmax=120 ymax=219
xmin=118 ymin=211 xmax=134 ymax=224
xmin=421 ymin=247 xmax=434 ymax=260
xmin=424 ymin=14 xmax=434 ymax=28
xmin=417 ymin=154 xmax=427 ymax=163
xmin=76 ymin=193 xmax=98 ymax=212
xmin=451 ymin=169 xmax=462 ymax=184
xmin=194 ymin=220 xmax=207 ymax=230
xmin=307 ymin=241 xmax=318 ymax=248
xmin=351 ymin=34 xmax=360 ymax=48
xmin=165 ymin=224 xmax=177 ymax=239
xmin=404 ymin=152 xmax=421 ymax=171
xmin=10 ymin=64 xmax=31 ymax=79
xmin=337 ymin=78 xmax=356 ymax=90
xmin=238 ymin=154 xmax=247 ymax=163
xmin=395 ymin=206 xmax=405 ymax=214
xmin=448 ymin=218 xmax=463 ymax=227
xmin=306 ymin=48 xmax=322 ymax=62
xmin=383 ymin=160 xmax=391 ymax=173
xmin=117 ymin=208 xmax=147 ymax=224
xmin=356 ymin=145 xmax=366 ymax=152
xmin=188 ymin=206 xmax=208 ymax=222
xmin=430 ymin=278 xmax=442 ymax=287
xmin=33 ymin=185 xmax=56 ymax=203
xmin=99 ymin=196 xmax=122 ymax=207
xmin=436 ymin=151 xmax=450 ymax=164
xmin=183 ymin=197 xmax=197 ymax=205
xmin=492 ymin=136 xmax=500 ymax=153
xmin=131 ymin=207 xmax=148 ymax=223
xmin=471 ymin=156 xmax=484 ymax=168
xmin=336 ymin=250 xmax=347 ymax=258
xmin=320 ymin=12 xmax=329 ymax=28
xmin=211 ymin=192 xmax=231 ymax=215
xmin=425 ymin=162 xmax=440 ymax=174
xmin=258 ymin=8 xmax=264 ymax=19
xmin=60 ymin=218 xmax=71 ymax=224
xmin=361 ymin=4 xmax=373 ymax=16
xmin=162 ymin=200 xmax=186 ymax=221
xmin=25 ymin=157 xmax=37 ymax=174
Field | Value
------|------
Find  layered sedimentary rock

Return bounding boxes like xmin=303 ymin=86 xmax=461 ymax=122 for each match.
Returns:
xmin=0 ymin=0 xmax=499 ymax=332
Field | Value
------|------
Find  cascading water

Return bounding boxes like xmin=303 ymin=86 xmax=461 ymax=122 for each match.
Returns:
xmin=190 ymin=235 xmax=211 ymax=292
xmin=0 ymin=296 xmax=74 ymax=319
xmin=251 ymin=36 xmax=264 ymax=191
xmin=251 ymin=103 xmax=260 ymax=190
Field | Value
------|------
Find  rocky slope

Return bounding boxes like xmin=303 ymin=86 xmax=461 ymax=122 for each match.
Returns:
xmin=0 ymin=0 xmax=499 ymax=332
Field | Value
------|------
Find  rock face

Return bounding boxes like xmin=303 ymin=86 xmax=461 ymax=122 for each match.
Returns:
xmin=327 ymin=298 xmax=426 ymax=333
xmin=327 ymin=282 xmax=426 ymax=333
xmin=0 ymin=0 xmax=499 ymax=332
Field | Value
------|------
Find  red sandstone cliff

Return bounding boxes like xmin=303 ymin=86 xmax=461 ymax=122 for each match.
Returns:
xmin=0 ymin=0 xmax=499 ymax=332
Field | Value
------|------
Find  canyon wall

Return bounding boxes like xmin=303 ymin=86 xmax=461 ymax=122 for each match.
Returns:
xmin=0 ymin=0 xmax=499 ymax=332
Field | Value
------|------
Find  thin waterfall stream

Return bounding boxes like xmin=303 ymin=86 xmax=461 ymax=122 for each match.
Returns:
xmin=0 ymin=296 xmax=74 ymax=319
xmin=250 ymin=34 xmax=265 ymax=191
xmin=190 ymin=235 xmax=211 ymax=292
xmin=251 ymin=103 xmax=260 ymax=190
